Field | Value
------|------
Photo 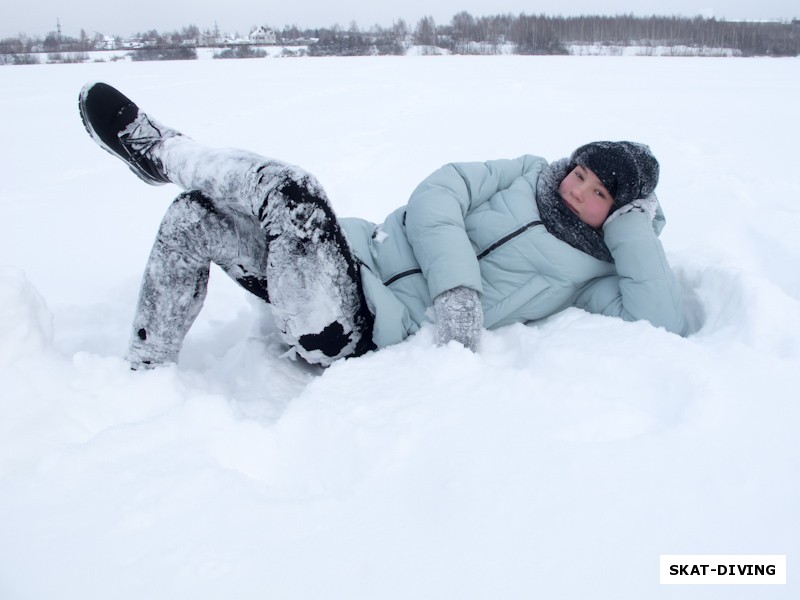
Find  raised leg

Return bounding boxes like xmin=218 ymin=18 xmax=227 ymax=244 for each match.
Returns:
xmin=79 ymin=82 xmax=375 ymax=367
xmin=152 ymin=138 xmax=377 ymax=365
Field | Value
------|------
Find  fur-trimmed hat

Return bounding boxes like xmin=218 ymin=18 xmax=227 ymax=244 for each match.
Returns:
xmin=570 ymin=141 xmax=659 ymax=208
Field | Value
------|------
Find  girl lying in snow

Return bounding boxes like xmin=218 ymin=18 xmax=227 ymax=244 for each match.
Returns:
xmin=79 ymin=82 xmax=687 ymax=370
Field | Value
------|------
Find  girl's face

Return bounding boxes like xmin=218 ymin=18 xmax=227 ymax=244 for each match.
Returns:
xmin=558 ymin=165 xmax=614 ymax=228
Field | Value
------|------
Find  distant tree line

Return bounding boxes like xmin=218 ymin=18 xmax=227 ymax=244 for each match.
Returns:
xmin=307 ymin=22 xmax=406 ymax=56
xmin=416 ymin=12 xmax=800 ymax=56
xmin=2 ymin=12 xmax=799 ymax=63
xmin=291 ymin=13 xmax=799 ymax=57
xmin=555 ymin=14 xmax=799 ymax=55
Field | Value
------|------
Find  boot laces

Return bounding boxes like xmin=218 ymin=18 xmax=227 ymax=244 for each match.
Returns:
xmin=120 ymin=114 xmax=169 ymax=161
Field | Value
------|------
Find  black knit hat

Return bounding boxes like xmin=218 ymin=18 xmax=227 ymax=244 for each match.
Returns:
xmin=570 ymin=141 xmax=659 ymax=208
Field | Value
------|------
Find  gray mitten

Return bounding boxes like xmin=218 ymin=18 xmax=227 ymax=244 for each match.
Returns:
xmin=433 ymin=286 xmax=483 ymax=352
xmin=603 ymin=192 xmax=659 ymax=229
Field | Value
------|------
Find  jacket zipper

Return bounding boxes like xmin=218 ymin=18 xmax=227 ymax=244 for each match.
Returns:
xmin=476 ymin=220 xmax=542 ymax=259
xmin=383 ymin=218 xmax=543 ymax=286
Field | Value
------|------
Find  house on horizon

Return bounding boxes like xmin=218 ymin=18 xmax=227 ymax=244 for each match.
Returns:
xmin=249 ymin=26 xmax=276 ymax=45
xmin=99 ymin=35 xmax=117 ymax=50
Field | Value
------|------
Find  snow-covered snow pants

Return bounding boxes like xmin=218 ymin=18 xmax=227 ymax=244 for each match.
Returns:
xmin=127 ymin=137 xmax=375 ymax=367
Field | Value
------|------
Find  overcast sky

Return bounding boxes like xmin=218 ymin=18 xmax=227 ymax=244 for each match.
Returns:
xmin=3 ymin=0 xmax=798 ymax=39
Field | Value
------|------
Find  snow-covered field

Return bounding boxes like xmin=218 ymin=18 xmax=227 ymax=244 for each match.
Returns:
xmin=1 ymin=56 xmax=798 ymax=598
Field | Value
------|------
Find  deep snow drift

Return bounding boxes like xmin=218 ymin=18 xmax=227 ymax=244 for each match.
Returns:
xmin=1 ymin=56 xmax=798 ymax=599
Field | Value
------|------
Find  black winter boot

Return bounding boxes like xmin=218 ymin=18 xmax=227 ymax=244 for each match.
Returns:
xmin=79 ymin=81 xmax=178 ymax=185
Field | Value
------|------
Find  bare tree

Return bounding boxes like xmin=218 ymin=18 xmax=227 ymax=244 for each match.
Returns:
xmin=414 ymin=16 xmax=437 ymax=47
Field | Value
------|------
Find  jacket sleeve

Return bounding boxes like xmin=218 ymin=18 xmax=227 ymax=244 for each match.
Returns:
xmin=574 ymin=210 xmax=688 ymax=335
xmin=405 ymin=155 xmax=542 ymax=300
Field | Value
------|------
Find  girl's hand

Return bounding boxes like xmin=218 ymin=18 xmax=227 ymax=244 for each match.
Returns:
xmin=603 ymin=193 xmax=659 ymax=229
xmin=433 ymin=286 xmax=483 ymax=352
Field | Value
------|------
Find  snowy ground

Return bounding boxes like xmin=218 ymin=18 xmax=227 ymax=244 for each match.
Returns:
xmin=1 ymin=56 xmax=799 ymax=598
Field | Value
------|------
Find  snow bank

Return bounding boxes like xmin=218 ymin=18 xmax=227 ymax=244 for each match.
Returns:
xmin=0 ymin=267 xmax=53 ymax=362
xmin=0 ymin=56 xmax=798 ymax=599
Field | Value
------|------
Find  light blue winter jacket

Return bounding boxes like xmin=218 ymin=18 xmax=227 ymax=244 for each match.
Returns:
xmin=340 ymin=155 xmax=688 ymax=348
